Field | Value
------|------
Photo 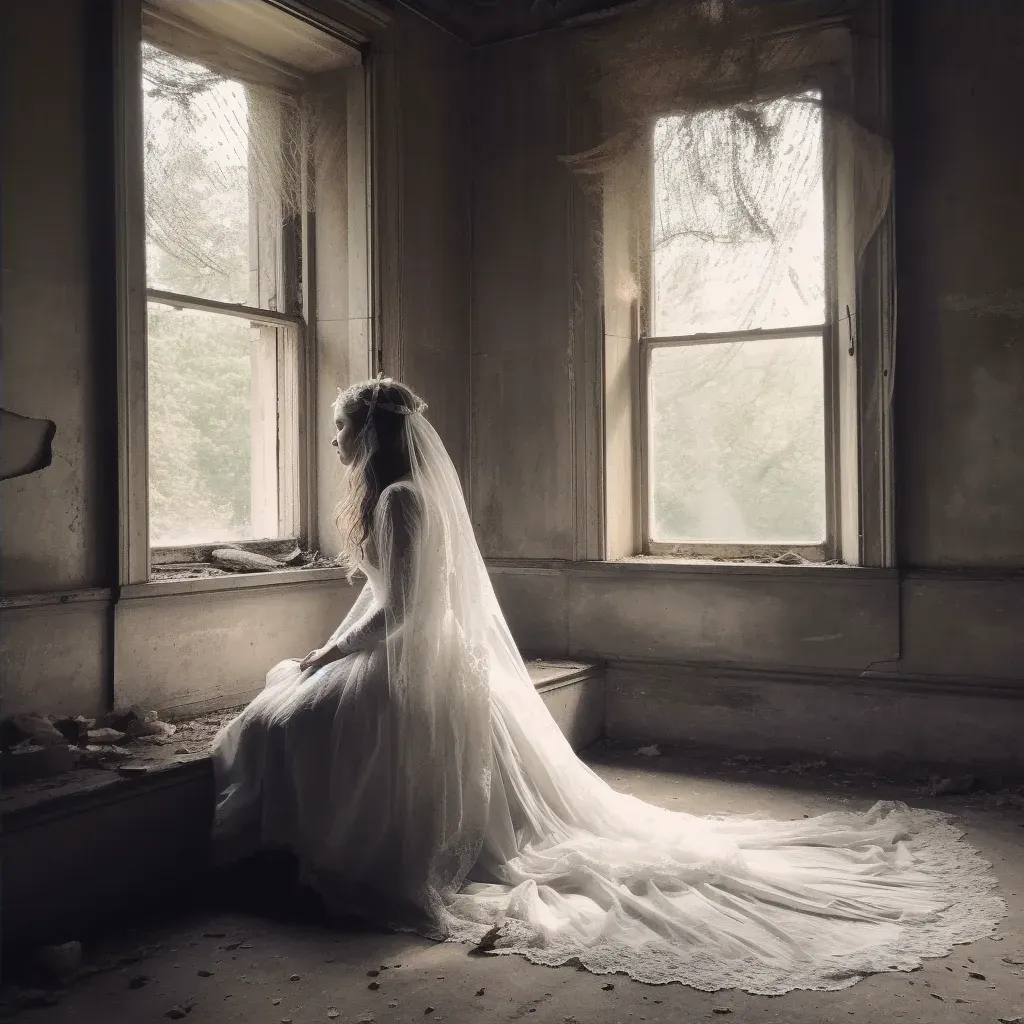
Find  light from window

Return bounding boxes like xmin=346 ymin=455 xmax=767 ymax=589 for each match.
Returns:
xmin=647 ymin=94 xmax=827 ymax=549
xmin=649 ymin=337 xmax=825 ymax=545
xmin=142 ymin=41 xmax=292 ymax=548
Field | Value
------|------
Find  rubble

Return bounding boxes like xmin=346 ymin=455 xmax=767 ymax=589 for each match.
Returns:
xmin=86 ymin=728 xmax=127 ymax=745
xmin=1 ymin=742 xmax=75 ymax=785
xmin=51 ymin=715 xmax=94 ymax=744
xmin=0 ymin=705 xmax=194 ymax=787
xmin=6 ymin=713 xmax=66 ymax=747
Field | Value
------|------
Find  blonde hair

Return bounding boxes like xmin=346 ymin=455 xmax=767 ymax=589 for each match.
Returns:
xmin=332 ymin=378 xmax=426 ymax=575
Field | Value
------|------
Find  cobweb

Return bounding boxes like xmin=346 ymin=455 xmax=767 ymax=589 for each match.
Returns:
xmin=562 ymin=0 xmax=893 ymax=332
xmin=141 ymin=41 xmax=345 ymax=306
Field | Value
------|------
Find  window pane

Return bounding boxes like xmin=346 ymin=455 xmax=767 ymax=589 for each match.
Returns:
xmin=652 ymin=94 xmax=824 ymax=336
xmin=142 ymin=44 xmax=253 ymax=304
xmin=148 ymin=304 xmax=270 ymax=546
xmin=648 ymin=336 xmax=826 ymax=545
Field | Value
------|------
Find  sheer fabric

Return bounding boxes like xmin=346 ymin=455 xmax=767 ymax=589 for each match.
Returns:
xmin=212 ymin=413 xmax=1004 ymax=994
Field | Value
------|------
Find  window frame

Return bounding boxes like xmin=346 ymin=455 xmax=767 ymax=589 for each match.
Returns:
xmin=603 ymin=54 xmax=888 ymax=569
xmin=115 ymin=0 xmax=384 ymax=585
xmin=637 ymin=87 xmax=841 ymax=562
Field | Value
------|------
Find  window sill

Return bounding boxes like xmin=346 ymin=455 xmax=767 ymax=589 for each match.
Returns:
xmin=120 ymin=566 xmax=357 ymax=601
xmin=485 ymin=557 xmax=896 ymax=583
xmin=585 ymin=557 xmax=896 ymax=582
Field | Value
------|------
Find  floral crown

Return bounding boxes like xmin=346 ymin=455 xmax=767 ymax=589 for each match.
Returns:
xmin=337 ymin=373 xmax=426 ymax=417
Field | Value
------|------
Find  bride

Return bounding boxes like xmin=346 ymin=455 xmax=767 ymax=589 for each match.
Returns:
xmin=212 ymin=376 xmax=1004 ymax=994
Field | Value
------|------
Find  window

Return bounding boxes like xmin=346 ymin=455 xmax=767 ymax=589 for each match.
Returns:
xmin=640 ymin=93 xmax=839 ymax=561
xmin=117 ymin=0 xmax=372 ymax=581
xmin=143 ymin=41 xmax=306 ymax=548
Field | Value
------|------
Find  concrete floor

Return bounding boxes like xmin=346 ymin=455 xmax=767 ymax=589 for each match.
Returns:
xmin=3 ymin=749 xmax=1023 ymax=1024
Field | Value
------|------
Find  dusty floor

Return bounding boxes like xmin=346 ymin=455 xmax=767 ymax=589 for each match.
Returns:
xmin=3 ymin=749 xmax=1023 ymax=1024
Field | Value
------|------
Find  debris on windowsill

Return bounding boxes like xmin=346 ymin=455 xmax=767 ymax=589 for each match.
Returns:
xmin=770 ymin=550 xmax=811 ymax=565
xmin=211 ymin=547 xmax=297 ymax=573
xmin=635 ymin=744 xmax=661 ymax=757
xmin=625 ymin=553 xmax=843 ymax=568
xmin=151 ymin=547 xmax=343 ymax=581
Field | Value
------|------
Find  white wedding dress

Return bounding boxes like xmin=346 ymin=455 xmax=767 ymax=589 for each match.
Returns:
xmin=212 ymin=412 xmax=1005 ymax=995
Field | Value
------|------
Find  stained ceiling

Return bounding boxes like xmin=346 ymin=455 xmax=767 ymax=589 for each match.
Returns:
xmin=401 ymin=0 xmax=632 ymax=45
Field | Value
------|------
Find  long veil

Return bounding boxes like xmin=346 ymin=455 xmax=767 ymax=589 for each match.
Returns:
xmin=382 ymin=412 xmax=1004 ymax=993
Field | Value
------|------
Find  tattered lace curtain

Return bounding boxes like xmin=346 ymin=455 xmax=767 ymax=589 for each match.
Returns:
xmin=563 ymin=0 xmax=894 ymax=311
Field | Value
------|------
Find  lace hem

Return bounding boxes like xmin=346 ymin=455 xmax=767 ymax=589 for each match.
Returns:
xmin=440 ymin=803 xmax=1006 ymax=995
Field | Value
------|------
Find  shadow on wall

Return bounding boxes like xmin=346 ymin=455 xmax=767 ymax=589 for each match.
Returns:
xmin=0 ymin=408 xmax=56 ymax=481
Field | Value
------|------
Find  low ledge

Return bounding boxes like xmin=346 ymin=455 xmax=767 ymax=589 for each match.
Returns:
xmin=2 ymin=659 xmax=605 ymax=834
xmin=2 ymin=659 xmax=605 ymax=952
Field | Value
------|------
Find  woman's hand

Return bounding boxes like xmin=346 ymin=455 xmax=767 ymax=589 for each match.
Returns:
xmin=299 ymin=644 xmax=344 ymax=673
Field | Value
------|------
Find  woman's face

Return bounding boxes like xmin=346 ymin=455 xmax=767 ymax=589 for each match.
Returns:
xmin=332 ymin=411 xmax=359 ymax=466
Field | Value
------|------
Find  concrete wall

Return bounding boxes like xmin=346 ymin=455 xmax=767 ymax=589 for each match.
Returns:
xmin=1 ymin=0 xmax=114 ymax=597
xmin=894 ymin=1 xmax=1024 ymax=570
xmin=396 ymin=10 xmax=472 ymax=484
xmin=1 ymin=1 xmax=471 ymax=718
xmin=470 ymin=5 xmax=1024 ymax=763
xmin=471 ymin=33 xmax=578 ymax=558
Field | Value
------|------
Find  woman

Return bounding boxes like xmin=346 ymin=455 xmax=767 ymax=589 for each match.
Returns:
xmin=213 ymin=376 xmax=1004 ymax=994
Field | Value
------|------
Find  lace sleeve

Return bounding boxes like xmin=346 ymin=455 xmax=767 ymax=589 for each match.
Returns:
xmin=332 ymin=484 xmax=421 ymax=656
xmin=328 ymin=579 xmax=373 ymax=643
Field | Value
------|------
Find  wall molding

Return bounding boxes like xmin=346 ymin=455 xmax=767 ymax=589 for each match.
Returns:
xmin=1 ymin=588 xmax=113 ymax=610
xmin=487 ymin=556 xmax=897 ymax=583
xmin=488 ymin=557 xmax=1024 ymax=586
xmin=606 ymin=655 xmax=1023 ymax=769
xmin=607 ymin=655 xmax=1024 ymax=701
